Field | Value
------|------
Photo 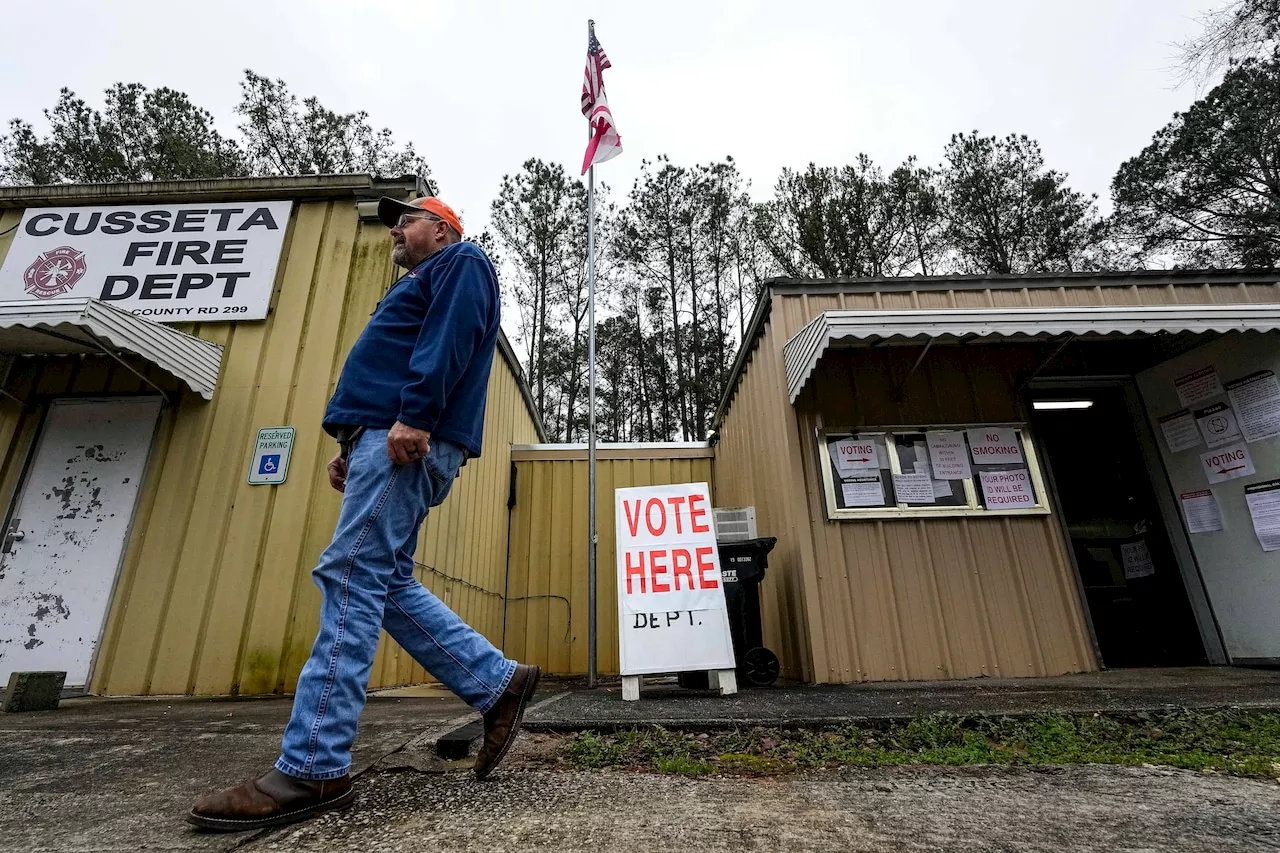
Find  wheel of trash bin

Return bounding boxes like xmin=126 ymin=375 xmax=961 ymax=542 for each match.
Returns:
xmin=742 ymin=646 xmax=779 ymax=687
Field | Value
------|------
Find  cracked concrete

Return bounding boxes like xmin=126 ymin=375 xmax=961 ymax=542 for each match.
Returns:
xmin=245 ymin=765 xmax=1280 ymax=853
xmin=525 ymin=667 xmax=1280 ymax=730
xmin=3 ymin=672 xmax=1280 ymax=851
xmin=0 ymin=694 xmax=471 ymax=852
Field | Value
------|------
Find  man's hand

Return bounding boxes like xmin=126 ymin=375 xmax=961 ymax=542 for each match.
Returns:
xmin=327 ymin=451 xmax=348 ymax=493
xmin=387 ymin=421 xmax=431 ymax=465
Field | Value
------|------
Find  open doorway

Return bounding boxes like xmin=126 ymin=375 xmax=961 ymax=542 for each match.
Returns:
xmin=1029 ymin=385 xmax=1207 ymax=668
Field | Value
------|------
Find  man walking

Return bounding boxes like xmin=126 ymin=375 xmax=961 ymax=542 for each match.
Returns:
xmin=188 ymin=196 xmax=540 ymax=832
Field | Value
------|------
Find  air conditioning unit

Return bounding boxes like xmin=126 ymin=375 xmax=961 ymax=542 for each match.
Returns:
xmin=713 ymin=506 xmax=757 ymax=541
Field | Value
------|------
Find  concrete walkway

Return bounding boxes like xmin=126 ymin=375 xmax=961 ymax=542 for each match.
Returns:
xmin=2 ymin=668 xmax=1279 ymax=851
xmin=0 ymin=692 xmax=473 ymax=853
xmin=243 ymin=765 xmax=1280 ymax=853
xmin=524 ymin=667 xmax=1280 ymax=730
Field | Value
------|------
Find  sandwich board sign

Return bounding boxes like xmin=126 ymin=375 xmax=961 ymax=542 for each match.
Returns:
xmin=615 ymin=482 xmax=736 ymax=700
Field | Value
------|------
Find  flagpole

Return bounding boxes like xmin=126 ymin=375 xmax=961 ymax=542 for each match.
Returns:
xmin=586 ymin=21 xmax=599 ymax=691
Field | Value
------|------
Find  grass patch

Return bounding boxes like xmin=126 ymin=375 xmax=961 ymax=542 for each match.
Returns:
xmin=560 ymin=710 xmax=1280 ymax=779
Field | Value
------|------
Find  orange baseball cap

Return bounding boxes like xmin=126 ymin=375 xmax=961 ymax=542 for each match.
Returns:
xmin=377 ymin=196 xmax=464 ymax=236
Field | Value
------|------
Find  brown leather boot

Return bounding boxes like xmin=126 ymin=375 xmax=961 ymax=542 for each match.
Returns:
xmin=474 ymin=663 xmax=541 ymax=781
xmin=187 ymin=768 xmax=355 ymax=832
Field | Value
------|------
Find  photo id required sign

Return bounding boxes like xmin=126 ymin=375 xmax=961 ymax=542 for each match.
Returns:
xmin=615 ymin=482 xmax=734 ymax=677
xmin=248 ymin=427 xmax=295 ymax=485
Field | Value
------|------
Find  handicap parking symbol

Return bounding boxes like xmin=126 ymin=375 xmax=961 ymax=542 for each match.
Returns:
xmin=258 ymin=454 xmax=281 ymax=475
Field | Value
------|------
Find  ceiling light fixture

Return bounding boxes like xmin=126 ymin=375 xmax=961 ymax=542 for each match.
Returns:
xmin=1032 ymin=400 xmax=1094 ymax=410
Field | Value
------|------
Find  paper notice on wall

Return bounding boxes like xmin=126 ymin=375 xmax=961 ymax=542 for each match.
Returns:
xmin=892 ymin=472 xmax=935 ymax=504
xmin=1179 ymin=490 xmax=1223 ymax=534
xmin=912 ymin=444 xmax=932 ymax=476
xmin=841 ymin=476 xmax=886 ymax=508
xmin=1158 ymin=409 xmax=1202 ymax=453
xmin=933 ymin=479 xmax=956 ymax=498
xmin=1244 ymin=479 xmax=1280 ymax=552
xmin=1199 ymin=442 xmax=1255 ymax=485
xmin=978 ymin=468 xmax=1036 ymax=509
xmin=927 ymin=431 xmax=973 ymax=479
xmin=1174 ymin=366 xmax=1224 ymax=408
xmin=1121 ymin=540 xmax=1156 ymax=579
xmin=832 ymin=438 xmax=880 ymax=477
xmin=966 ymin=428 xmax=1024 ymax=465
xmin=1226 ymin=370 xmax=1280 ymax=443
xmin=1194 ymin=402 xmax=1242 ymax=449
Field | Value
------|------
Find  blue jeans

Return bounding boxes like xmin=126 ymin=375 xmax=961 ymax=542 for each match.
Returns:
xmin=276 ymin=430 xmax=517 ymax=780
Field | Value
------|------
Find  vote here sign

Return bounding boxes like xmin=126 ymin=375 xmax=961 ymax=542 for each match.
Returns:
xmin=615 ymin=482 xmax=734 ymax=676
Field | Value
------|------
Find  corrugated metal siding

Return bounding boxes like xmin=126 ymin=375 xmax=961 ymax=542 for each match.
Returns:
xmin=710 ymin=324 xmax=820 ymax=682
xmin=716 ymin=277 xmax=1280 ymax=685
xmin=505 ymin=451 xmax=715 ymax=676
xmin=793 ymin=345 xmax=1094 ymax=681
xmin=0 ymin=197 xmax=541 ymax=696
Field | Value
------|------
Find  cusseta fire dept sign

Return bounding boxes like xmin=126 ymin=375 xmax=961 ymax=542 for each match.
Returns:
xmin=0 ymin=201 xmax=293 ymax=322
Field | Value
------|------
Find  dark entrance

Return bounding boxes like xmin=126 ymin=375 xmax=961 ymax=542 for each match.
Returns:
xmin=1030 ymin=385 xmax=1206 ymax=667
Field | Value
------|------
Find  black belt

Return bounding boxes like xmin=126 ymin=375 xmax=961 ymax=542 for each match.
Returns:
xmin=333 ymin=425 xmax=367 ymax=461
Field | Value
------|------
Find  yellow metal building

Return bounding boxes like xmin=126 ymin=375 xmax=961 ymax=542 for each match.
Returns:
xmin=2 ymin=175 xmax=1278 ymax=696
xmin=0 ymin=175 xmax=543 ymax=696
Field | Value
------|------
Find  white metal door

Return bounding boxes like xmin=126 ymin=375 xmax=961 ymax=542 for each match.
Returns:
xmin=1136 ymin=332 xmax=1280 ymax=662
xmin=0 ymin=398 xmax=161 ymax=687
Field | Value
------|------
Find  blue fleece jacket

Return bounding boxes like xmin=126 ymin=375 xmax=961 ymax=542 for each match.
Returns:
xmin=323 ymin=241 xmax=500 ymax=458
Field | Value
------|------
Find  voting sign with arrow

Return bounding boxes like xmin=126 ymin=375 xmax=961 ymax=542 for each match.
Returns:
xmin=832 ymin=438 xmax=880 ymax=478
xmin=1199 ymin=442 xmax=1255 ymax=485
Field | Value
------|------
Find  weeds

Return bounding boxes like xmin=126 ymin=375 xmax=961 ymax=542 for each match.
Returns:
xmin=560 ymin=710 xmax=1280 ymax=780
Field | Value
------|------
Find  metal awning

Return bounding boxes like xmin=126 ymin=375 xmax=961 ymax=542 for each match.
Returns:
xmin=784 ymin=304 xmax=1280 ymax=403
xmin=0 ymin=299 xmax=223 ymax=400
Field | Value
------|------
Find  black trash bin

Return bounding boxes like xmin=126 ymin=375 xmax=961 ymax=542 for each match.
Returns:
xmin=678 ymin=536 xmax=780 ymax=688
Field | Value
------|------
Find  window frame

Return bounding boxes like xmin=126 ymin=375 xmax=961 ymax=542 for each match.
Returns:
xmin=817 ymin=423 xmax=1053 ymax=521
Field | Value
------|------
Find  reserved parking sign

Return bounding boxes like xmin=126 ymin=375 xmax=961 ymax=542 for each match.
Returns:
xmin=248 ymin=427 xmax=294 ymax=485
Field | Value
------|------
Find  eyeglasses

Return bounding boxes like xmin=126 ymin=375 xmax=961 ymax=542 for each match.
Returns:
xmin=396 ymin=213 xmax=443 ymax=229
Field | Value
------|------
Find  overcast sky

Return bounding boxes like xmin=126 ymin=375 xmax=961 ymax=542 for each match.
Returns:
xmin=2 ymin=0 xmax=1228 ymax=235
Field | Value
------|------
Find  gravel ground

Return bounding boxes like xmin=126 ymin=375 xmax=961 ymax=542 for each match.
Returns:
xmin=244 ymin=764 xmax=1280 ymax=852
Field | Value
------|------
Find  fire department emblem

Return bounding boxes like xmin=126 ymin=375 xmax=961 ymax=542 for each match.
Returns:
xmin=23 ymin=246 xmax=87 ymax=299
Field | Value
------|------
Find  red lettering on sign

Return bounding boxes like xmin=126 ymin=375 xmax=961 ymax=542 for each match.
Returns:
xmin=625 ymin=550 xmax=647 ymax=594
xmin=645 ymin=498 xmax=666 ymax=536
xmin=650 ymin=549 xmax=670 ymax=592
xmin=689 ymin=494 xmax=710 ymax=533
xmin=672 ymin=548 xmax=695 ymax=590
xmin=623 ymin=500 xmax=642 ymax=538
xmin=665 ymin=495 xmax=688 ymax=533
xmin=695 ymin=546 xmax=719 ymax=589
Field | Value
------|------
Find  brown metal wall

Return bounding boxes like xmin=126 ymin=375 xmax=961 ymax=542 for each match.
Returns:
xmin=0 ymin=192 xmax=541 ymax=696
xmin=794 ymin=344 xmax=1095 ymax=681
xmin=505 ymin=448 xmax=715 ymax=676
xmin=711 ymin=329 xmax=820 ymax=681
xmin=716 ymin=276 xmax=1280 ymax=684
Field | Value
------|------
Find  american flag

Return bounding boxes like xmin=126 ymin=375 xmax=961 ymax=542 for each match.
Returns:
xmin=581 ymin=20 xmax=622 ymax=175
